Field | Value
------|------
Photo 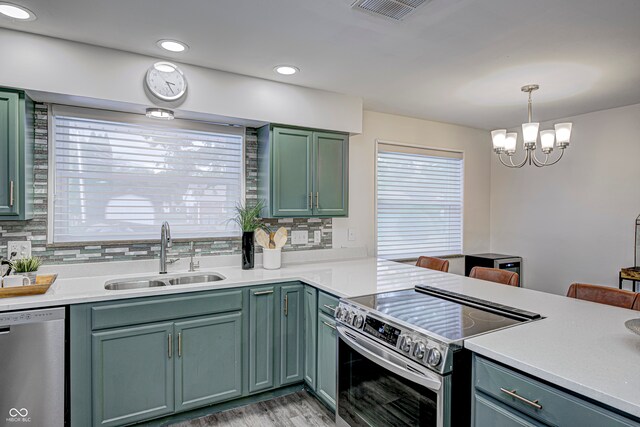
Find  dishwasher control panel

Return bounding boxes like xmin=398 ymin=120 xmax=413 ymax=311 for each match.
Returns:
xmin=0 ymin=307 xmax=65 ymax=326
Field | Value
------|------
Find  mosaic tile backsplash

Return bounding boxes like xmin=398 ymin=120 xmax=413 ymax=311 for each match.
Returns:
xmin=0 ymin=104 xmax=332 ymax=264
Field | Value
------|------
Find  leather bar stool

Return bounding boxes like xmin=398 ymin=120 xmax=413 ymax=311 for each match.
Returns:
xmin=416 ymin=256 xmax=449 ymax=273
xmin=567 ymin=283 xmax=639 ymax=310
xmin=469 ymin=266 xmax=519 ymax=287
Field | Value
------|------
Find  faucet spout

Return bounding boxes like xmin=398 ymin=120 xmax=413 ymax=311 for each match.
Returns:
xmin=160 ymin=221 xmax=172 ymax=274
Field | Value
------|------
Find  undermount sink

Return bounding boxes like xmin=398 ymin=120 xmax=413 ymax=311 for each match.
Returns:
xmin=104 ymin=273 xmax=226 ymax=290
xmin=167 ymin=274 xmax=225 ymax=286
xmin=104 ymin=279 xmax=167 ymax=291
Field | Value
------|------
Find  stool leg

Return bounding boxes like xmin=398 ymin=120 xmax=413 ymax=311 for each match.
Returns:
xmin=619 ymin=273 xmax=623 ymax=290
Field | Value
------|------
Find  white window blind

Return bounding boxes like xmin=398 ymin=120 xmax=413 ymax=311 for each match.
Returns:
xmin=51 ymin=106 xmax=244 ymax=243
xmin=376 ymin=143 xmax=463 ymax=260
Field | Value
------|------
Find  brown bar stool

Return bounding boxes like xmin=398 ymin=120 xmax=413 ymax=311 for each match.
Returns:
xmin=633 ymin=295 xmax=640 ymax=311
xmin=567 ymin=283 xmax=639 ymax=309
xmin=469 ymin=266 xmax=519 ymax=286
xmin=416 ymin=256 xmax=449 ymax=273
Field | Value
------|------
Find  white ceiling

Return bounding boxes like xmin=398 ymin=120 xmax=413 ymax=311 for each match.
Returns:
xmin=2 ymin=0 xmax=640 ymax=130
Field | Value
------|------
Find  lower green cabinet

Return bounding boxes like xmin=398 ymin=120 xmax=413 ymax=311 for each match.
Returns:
xmin=92 ymin=323 xmax=175 ymax=427
xmin=280 ymin=284 xmax=305 ymax=386
xmin=474 ymin=392 xmax=544 ymax=427
xmin=303 ymin=286 xmax=318 ymax=390
xmin=248 ymin=285 xmax=276 ymax=393
xmin=175 ymin=313 xmax=243 ymax=411
xmin=316 ymin=311 xmax=337 ymax=410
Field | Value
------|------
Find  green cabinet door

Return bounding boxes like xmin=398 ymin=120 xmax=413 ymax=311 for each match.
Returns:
xmin=248 ymin=286 xmax=276 ymax=393
xmin=279 ymin=284 xmax=305 ymax=386
xmin=0 ymin=90 xmax=19 ymax=216
xmin=272 ymin=127 xmax=313 ymax=217
xmin=316 ymin=312 xmax=337 ymax=411
xmin=174 ymin=312 xmax=243 ymax=411
xmin=92 ymin=323 xmax=174 ymax=426
xmin=474 ymin=393 xmax=546 ymax=427
xmin=313 ymin=132 xmax=349 ymax=216
xmin=304 ymin=286 xmax=318 ymax=390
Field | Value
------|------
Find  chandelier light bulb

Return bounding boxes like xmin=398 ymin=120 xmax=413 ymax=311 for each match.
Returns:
xmin=522 ymin=122 xmax=539 ymax=145
xmin=555 ymin=123 xmax=573 ymax=146
xmin=540 ymin=130 xmax=555 ymax=152
xmin=491 ymin=129 xmax=507 ymax=151
xmin=504 ymin=132 xmax=518 ymax=154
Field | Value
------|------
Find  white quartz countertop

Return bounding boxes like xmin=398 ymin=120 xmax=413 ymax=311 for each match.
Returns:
xmin=1 ymin=256 xmax=639 ymax=418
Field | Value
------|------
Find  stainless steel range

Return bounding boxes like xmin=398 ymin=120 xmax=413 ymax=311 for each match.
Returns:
xmin=335 ymin=285 xmax=541 ymax=427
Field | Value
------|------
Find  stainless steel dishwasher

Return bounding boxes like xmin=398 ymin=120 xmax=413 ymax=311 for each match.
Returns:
xmin=0 ymin=307 xmax=65 ymax=427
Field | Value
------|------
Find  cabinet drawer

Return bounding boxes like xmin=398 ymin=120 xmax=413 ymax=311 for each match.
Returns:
xmin=92 ymin=290 xmax=243 ymax=330
xmin=474 ymin=392 xmax=545 ymax=427
xmin=474 ymin=356 xmax=640 ymax=427
xmin=318 ymin=292 xmax=339 ymax=317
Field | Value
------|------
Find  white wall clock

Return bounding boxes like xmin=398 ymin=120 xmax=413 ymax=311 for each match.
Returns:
xmin=145 ymin=61 xmax=187 ymax=102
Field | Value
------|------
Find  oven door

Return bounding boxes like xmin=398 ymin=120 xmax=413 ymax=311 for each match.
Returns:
xmin=336 ymin=326 xmax=446 ymax=427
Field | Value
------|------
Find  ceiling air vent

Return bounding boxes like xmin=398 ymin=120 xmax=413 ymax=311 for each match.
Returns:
xmin=351 ymin=0 xmax=429 ymax=21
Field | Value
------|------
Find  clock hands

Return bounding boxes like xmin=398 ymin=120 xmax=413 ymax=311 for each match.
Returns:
xmin=165 ymin=81 xmax=176 ymax=94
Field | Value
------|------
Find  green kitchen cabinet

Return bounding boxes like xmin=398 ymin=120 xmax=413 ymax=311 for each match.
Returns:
xmin=303 ymin=286 xmax=318 ymax=390
xmin=92 ymin=323 xmax=175 ymax=427
xmin=248 ymin=285 xmax=276 ymax=393
xmin=258 ymin=125 xmax=349 ymax=218
xmin=472 ymin=355 xmax=640 ymax=427
xmin=174 ymin=313 xmax=243 ymax=411
xmin=313 ymin=132 xmax=349 ymax=216
xmin=0 ymin=88 xmax=34 ymax=220
xmin=279 ymin=283 xmax=305 ymax=386
xmin=316 ymin=311 xmax=338 ymax=411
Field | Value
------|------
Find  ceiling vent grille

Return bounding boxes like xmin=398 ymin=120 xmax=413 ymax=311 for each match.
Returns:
xmin=351 ymin=0 xmax=429 ymax=21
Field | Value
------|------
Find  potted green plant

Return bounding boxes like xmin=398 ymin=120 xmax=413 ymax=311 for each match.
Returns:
xmin=11 ymin=256 xmax=42 ymax=282
xmin=230 ymin=200 xmax=266 ymax=270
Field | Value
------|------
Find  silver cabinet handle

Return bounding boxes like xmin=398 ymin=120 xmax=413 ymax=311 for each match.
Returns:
xmin=254 ymin=290 xmax=273 ymax=295
xmin=308 ymin=192 xmax=312 ymax=209
xmin=178 ymin=332 xmax=182 ymax=357
xmin=322 ymin=321 xmax=336 ymax=330
xmin=316 ymin=192 xmax=319 ymax=209
xmin=284 ymin=294 xmax=288 ymax=316
xmin=500 ymin=388 xmax=542 ymax=410
xmin=9 ymin=181 xmax=14 ymax=207
xmin=168 ymin=333 xmax=173 ymax=359
xmin=323 ymin=304 xmax=336 ymax=312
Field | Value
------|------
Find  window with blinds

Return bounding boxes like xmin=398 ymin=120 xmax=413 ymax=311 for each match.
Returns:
xmin=51 ymin=106 xmax=244 ymax=243
xmin=376 ymin=143 xmax=463 ymax=260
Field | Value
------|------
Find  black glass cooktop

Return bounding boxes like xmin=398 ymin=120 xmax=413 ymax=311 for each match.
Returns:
xmin=347 ymin=288 xmax=533 ymax=342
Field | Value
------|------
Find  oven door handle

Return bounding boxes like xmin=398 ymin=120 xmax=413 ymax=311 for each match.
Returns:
xmin=337 ymin=326 xmax=442 ymax=391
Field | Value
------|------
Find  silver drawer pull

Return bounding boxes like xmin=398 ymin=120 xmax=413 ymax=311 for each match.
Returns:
xmin=322 ymin=321 xmax=336 ymax=330
xmin=323 ymin=304 xmax=336 ymax=312
xmin=254 ymin=290 xmax=273 ymax=295
xmin=500 ymin=388 xmax=542 ymax=410
xmin=168 ymin=333 xmax=173 ymax=359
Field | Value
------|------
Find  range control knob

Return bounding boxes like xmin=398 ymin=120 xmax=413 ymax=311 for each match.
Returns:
xmin=343 ymin=310 xmax=353 ymax=323
xmin=399 ymin=335 xmax=413 ymax=353
xmin=334 ymin=307 xmax=343 ymax=321
xmin=413 ymin=342 xmax=427 ymax=360
xmin=427 ymin=348 xmax=442 ymax=367
xmin=352 ymin=314 xmax=364 ymax=329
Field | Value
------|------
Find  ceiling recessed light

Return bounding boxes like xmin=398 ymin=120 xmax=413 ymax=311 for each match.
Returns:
xmin=157 ymin=39 xmax=188 ymax=53
xmin=0 ymin=2 xmax=36 ymax=20
xmin=146 ymin=108 xmax=174 ymax=120
xmin=274 ymin=65 xmax=299 ymax=76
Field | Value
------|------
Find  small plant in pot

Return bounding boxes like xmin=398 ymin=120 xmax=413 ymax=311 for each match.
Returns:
xmin=230 ymin=200 xmax=266 ymax=270
xmin=11 ymin=256 xmax=42 ymax=282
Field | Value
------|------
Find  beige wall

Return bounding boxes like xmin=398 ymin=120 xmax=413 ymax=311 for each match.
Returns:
xmin=490 ymin=103 xmax=640 ymax=294
xmin=333 ymin=110 xmax=492 ymax=274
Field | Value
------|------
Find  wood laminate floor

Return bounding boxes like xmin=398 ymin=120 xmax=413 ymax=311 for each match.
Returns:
xmin=169 ymin=391 xmax=336 ymax=427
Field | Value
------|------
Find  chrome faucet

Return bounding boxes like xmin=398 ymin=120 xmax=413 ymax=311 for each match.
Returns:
xmin=159 ymin=221 xmax=173 ymax=274
xmin=189 ymin=241 xmax=200 ymax=272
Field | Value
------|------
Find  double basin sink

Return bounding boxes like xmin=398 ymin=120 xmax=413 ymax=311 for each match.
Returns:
xmin=105 ymin=273 xmax=225 ymax=291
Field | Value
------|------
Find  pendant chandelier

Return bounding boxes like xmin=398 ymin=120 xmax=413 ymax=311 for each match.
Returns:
xmin=491 ymin=85 xmax=572 ymax=168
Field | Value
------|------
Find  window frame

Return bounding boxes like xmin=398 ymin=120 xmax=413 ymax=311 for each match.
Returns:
xmin=46 ymin=104 xmax=246 ymax=245
xmin=374 ymin=139 xmax=465 ymax=261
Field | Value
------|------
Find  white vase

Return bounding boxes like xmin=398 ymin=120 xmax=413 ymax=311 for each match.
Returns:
xmin=263 ymin=248 xmax=282 ymax=270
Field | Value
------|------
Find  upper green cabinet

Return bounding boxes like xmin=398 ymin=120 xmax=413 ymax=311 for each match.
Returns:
xmin=258 ymin=125 xmax=349 ymax=218
xmin=0 ymin=89 xmax=34 ymax=220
